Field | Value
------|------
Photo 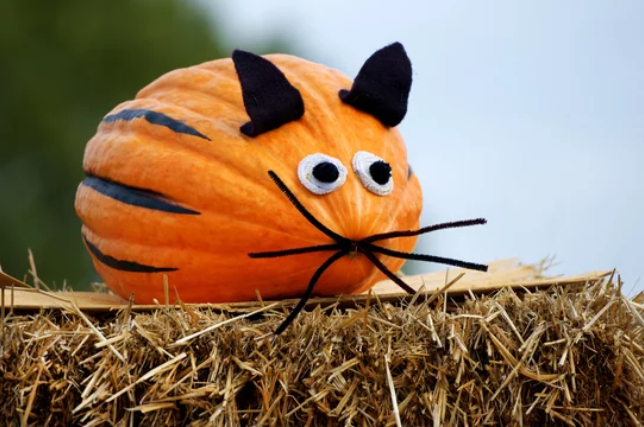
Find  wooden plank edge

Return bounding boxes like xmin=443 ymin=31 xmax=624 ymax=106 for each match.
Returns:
xmin=0 ymin=270 xmax=30 ymax=289
xmin=4 ymin=270 xmax=611 ymax=313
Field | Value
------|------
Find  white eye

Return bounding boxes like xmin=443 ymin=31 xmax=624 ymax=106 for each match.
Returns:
xmin=298 ymin=153 xmax=348 ymax=195
xmin=352 ymin=151 xmax=394 ymax=196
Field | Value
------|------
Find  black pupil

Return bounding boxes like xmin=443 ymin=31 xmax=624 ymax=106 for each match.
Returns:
xmin=312 ymin=162 xmax=340 ymax=183
xmin=369 ymin=161 xmax=392 ymax=185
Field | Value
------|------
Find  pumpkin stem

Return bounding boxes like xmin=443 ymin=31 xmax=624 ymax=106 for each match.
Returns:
xmin=361 ymin=218 xmax=488 ymax=243
xmin=275 ymin=250 xmax=349 ymax=335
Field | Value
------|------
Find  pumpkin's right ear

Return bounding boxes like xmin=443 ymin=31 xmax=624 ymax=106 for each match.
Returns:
xmin=232 ymin=50 xmax=305 ymax=137
xmin=339 ymin=42 xmax=412 ymax=127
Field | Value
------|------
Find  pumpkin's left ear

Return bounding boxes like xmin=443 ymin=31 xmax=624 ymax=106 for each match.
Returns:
xmin=232 ymin=50 xmax=305 ymax=137
xmin=339 ymin=42 xmax=412 ymax=127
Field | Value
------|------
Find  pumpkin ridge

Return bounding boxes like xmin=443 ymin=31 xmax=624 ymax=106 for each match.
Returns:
xmin=273 ymin=62 xmax=411 ymax=239
xmin=81 ymin=175 xmax=200 ymax=215
xmin=82 ymin=234 xmax=178 ymax=273
xmin=100 ymin=101 xmax=233 ymax=141
xmin=103 ymin=108 xmax=211 ymax=141
xmin=138 ymin=65 xmax=240 ymax=102
xmin=224 ymin=262 xmax=337 ymax=289
xmin=139 ymin=88 xmax=244 ymax=123
xmin=82 ymin=227 xmax=356 ymax=281
xmin=82 ymin=225 xmax=406 ymax=299
xmin=78 ymin=170 xmax=335 ymax=248
xmin=86 ymin=128 xmax=297 ymax=211
xmin=136 ymin=67 xmax=245 ymax=117
xmin=262 ymin=69 xmax=362 ymax=235
xmin=283 ymin=66 xmax=350 ymax=152
xmin=79 ymin=226 xmax=257 ymax=267
xmin=77 ymin=186 xmax=329 ymax=250
xmin=82 ymin=215 xmax=406 ymax=274
xmin=363 ymin=181 xmax=409 ymax=238
xmin=369 ymin=183 xmax=415 ymax=239
xmin=360 ymin=152 xmax=412 ymax=238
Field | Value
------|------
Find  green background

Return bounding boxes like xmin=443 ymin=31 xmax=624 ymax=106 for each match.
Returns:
xmin=0 ymin=0 xmax=291 ymax=288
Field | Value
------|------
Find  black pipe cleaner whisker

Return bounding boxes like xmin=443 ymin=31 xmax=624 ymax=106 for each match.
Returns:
xmin=362 ymin=218 xmax=487 ymax=243
xmin=274 ymin=250 xmax=349 ymax=335
xmin=365 ymin=243 xmax=489 ymax=272
xmin=251 ymin=170 xmax=488 ymax=334
xmin=249 ymin=243 xmax=342 ymax=259
xmin=267 ymin=171 xmax=348 ymax=243
xmin=358 ymin=247 xmax=416 ymax=294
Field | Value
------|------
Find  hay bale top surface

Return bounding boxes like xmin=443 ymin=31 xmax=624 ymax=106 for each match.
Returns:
xmin=1 ymin=260 xmax=643 ymax=426
xmin=1 ymin=258 xmax=609 ymax=311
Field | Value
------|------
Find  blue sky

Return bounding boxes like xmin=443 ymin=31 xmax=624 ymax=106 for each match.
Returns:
xmin=205 ymin=1 xmax=644 ymax=292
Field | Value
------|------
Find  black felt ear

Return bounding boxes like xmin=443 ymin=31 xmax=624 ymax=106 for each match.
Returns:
xmin=339 ymin=42 xmax=412 ymax=127
xmin=232 ymin=50 xmax=305 ymax=137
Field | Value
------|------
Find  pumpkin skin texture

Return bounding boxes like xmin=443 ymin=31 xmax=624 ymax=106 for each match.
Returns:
xmin=75 ymin=51 xmax=423 ymax=304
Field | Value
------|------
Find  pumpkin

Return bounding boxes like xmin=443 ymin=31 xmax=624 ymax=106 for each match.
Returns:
xmin=75 ymin=42 xmax=486 ymax=331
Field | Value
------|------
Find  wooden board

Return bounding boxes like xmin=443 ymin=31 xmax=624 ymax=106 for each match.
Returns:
xmin=1 ymin=259 xmax=611 ymax=312
xmin=0 ymin=270 xmax=29 ymax=289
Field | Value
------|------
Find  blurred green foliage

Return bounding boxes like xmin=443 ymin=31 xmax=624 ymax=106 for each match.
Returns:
xmin=0 ymin=0 xmax=290 ymax=288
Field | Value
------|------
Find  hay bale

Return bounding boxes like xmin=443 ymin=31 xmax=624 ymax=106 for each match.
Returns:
xmin=1 ymin=270 xmax=643 ymax=426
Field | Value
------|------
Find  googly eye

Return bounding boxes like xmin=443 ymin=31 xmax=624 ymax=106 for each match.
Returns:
xmin=298 ymin=153 xmax=348 ymax=195
xmin=352 ymin=151 xmax=394 ymax=196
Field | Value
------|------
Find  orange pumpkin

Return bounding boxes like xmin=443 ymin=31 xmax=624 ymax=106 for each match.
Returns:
xmin=75 ymin=43 xmax=486 ymax=331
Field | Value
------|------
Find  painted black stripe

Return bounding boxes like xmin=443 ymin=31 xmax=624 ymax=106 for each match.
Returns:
xmin=103 ymin=109 xmax=211 ymax=141
xmin=83 ymin=234 xmax=178 ymax=273
xmin=408 ymin=164 xmax=413 ymax=180
xmin=82 ymin=176 xmax=200 ymax=215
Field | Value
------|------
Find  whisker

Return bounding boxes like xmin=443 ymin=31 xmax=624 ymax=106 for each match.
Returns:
xmin=268 ymin=171 xmax=348 ymax=244
xmin=275 ymin=250 xmax=349 ymax=335
xmin=255 ymin=172 xmax=489 ymax=334
xmin=362 ymin=218 xmax=487 ymax=243
xmin=249 ymin=243 xmax=341 ymax=259
xmin=365 ymin=243 xmax=489 ymax=272
xmin=358 ymin=248 xmax=416 ymax=294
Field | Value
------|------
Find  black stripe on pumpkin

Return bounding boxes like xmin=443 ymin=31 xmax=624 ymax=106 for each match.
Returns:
xmin=103 ymin=109 xmax=211 ymax=141
xmin=408 ymin=165 xmax=413 ymax=180
xmin=82 ymin=234 xmax=178 ymax=273
xmin=82 ymin=176 xmax=200 ymax=215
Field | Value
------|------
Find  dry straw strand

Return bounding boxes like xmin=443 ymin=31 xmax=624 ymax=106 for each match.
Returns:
xmin=1 ymin=265 xmax=643 ymax=426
